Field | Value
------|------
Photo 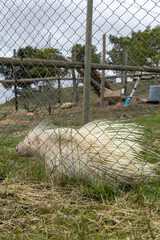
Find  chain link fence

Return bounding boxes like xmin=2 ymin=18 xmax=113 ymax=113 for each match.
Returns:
xmin=1 ymin=0 xmax=160 ymax=238
xmin=0 ymin=0 xmax=160 ymax=189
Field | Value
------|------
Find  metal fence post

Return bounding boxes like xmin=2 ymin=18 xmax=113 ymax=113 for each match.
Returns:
xmin=83 ymin=0 xmax=93 ymax=124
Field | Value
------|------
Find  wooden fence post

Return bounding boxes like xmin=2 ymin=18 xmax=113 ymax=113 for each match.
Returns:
xmin=72 ymin=69 xmax=79 ymax=105
xmin=122 ymin=50 xmax=128 ymax=100
xmin=100 ymin=34 xmax=106 ymax=107
xmin=72 ymin=53 xmax=79 ymax=105
xmin=57 ymin=70 xmax=61 ymax=103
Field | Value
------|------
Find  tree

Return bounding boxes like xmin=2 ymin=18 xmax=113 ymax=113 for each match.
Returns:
xmin=0 ymin=46 xmax=66 ymax=89
xmin=107 ymin=25 xmax=160 ymax=68
xmin=71 ymin=44 xmax=101 ymax=63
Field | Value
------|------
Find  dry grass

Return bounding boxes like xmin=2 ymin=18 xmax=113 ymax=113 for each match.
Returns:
xmin=1 ymin=178 xmax=160 ymax=239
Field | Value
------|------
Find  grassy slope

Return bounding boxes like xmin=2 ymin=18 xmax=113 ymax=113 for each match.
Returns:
xmin=0 ymin=80 xmax=160 ymax=239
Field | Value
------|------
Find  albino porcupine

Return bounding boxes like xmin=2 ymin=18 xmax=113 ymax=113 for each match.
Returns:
xmin=16 ymin=120 xmax=159 ymax=187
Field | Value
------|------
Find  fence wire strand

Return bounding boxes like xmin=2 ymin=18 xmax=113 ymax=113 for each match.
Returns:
xmin=0 ymin=0 xmax=160 ymax=188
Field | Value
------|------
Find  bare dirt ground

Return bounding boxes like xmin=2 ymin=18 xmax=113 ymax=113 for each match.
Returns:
xmin=0 ymin=98 xmax=159 ymax=129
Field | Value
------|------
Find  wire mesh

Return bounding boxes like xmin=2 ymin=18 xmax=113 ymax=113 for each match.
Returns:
xmin=0 ymin=0 xmax=160 ymax=188
xmin=1 ymin=1 xmax=160 ymax=238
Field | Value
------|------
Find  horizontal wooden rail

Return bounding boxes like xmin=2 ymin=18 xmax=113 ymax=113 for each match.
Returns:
xmin=0 ymin=57 xmax=160 ymax=73
xmin=0 ymin=77 xmax=83 ymax=84
xmin=0 ymin=74 xmax=159 ymax=84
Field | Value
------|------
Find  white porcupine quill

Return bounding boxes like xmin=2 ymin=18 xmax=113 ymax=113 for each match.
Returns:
xmin=16 ymin=120 xmax=159 ymax=186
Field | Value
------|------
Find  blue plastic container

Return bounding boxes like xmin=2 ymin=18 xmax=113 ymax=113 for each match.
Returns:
xmin=125 ymin=98 xmax=131 ymax=105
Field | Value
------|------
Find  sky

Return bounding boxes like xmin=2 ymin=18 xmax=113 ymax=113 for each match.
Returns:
xmin=0 ymin=0 xmax=159 ymax=58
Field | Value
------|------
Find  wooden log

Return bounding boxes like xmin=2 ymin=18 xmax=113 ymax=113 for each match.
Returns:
xmin=0 ymin=57 xmax=160 ymax=72
xmin=103 ymin=90 xmax=122 ymax=105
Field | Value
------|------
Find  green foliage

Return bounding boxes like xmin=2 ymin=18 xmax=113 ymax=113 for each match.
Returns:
xmin=17 ymin=47 xmax=65 ymax=79
xmin=17 ymin=46 xmax=62 ymax=79
xmin=0 ymin=46 xmax=66 ymax=89
xmin=108 ymin=25 xmax=160 ymax=69
xmin=71 ymin=43 xmax=101 ymax=63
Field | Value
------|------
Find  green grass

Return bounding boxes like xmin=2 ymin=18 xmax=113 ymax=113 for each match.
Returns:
xmin=0 ymin=135 xmax=46 ymax=182
xmin=0 ymin=82 xmax=160 ymax=239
